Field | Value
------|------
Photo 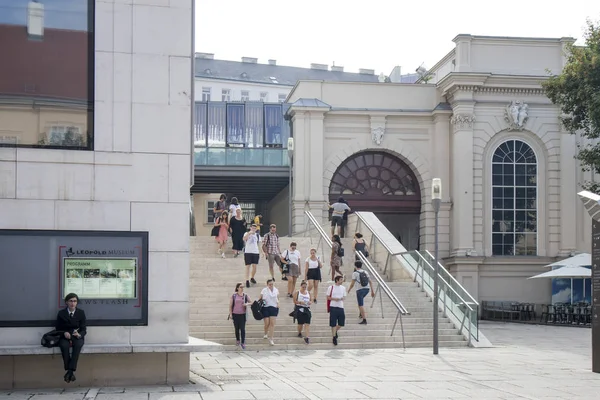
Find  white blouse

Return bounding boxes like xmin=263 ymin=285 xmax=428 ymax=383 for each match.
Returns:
xmin=261 ymin=287 xmax=279 ymax=308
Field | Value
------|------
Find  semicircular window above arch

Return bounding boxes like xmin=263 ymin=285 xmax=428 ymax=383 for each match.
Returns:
xmin=329 ymin=151 xmax=420 ymax=198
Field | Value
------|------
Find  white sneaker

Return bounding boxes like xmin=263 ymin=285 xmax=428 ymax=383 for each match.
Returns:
xmin=221 ymin=253 xmax=225 ymax=259
xmin=263 ymin=334 xmax=268 ymax=339
xmin=269 ymin=339 xmax=275 ymax=346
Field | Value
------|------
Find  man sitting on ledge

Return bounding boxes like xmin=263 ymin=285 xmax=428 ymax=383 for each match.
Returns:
xmin=56 ymin=293 xmax=87 ymax=383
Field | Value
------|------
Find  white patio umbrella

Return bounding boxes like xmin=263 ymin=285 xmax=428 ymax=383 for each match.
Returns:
xmin=544 ymin=253 xmax=591 ymax=268
xmin=528 ymin=266 xmax=592 ymax=304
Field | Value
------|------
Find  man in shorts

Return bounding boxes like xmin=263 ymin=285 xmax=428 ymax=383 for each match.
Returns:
xmin=262 ymin=224 xmax=282 ymax=281
xmin=329 ymin=197 xmax=350 ymax=236
xmin=327 ymin=275 xmax=346 ymax=346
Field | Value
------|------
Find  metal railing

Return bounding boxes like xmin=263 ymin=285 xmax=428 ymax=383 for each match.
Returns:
xmin=304 ymin=210 xmax=408 ymax=348
xmin=353 ymin=211 xmax=479 ymax=345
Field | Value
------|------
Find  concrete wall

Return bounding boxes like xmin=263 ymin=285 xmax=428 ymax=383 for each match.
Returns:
xmin=267 ymin=185 xmax=290 ymax=236
xmin=192 ymin=192 xmax=221 ymax=236
xmin=0 ymin=0 xmax=193 ymax=387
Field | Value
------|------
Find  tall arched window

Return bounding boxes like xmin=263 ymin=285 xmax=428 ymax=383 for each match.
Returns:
xmin=491 ymin=140 xmax=537 ymax=256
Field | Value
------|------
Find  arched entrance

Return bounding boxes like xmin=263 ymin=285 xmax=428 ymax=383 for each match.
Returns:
xmin=329 ymin=151 xmax=421 ymax=250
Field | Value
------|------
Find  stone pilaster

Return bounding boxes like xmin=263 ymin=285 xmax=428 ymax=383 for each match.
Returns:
xmin=450 ymin=106 xmax=476 ymax=257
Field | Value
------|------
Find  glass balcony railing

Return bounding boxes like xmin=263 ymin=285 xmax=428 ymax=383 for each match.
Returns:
xmin=194 ymin=147 xmax=290 ymax=167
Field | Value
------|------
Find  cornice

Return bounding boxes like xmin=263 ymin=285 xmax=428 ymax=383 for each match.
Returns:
xmin=474 ymin=86 xmax=545 ymax=95
xmin=448 ymin=85 xmax=546 ymax=96
xmin=438 ymin=73 xmax=549 ymax=98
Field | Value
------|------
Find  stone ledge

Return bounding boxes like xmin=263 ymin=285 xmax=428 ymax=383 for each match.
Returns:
xmin=0 ymin=336 xmax=213 ymax=356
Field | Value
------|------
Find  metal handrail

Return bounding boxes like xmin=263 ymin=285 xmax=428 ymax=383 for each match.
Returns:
xmin=354 ymin=212 xmax=475 ymax=311
xmin=423 ymin=250 xmax=479 ymax=306
xmin=410 ymin=251 xmax=474 ymax=312
xmin=304 ymin=211 xmax=408 ymax=348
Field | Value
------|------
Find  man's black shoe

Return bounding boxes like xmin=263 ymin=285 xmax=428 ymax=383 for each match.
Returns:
xmin=250 ymin=278 xmax=257 ymax=284
xmin=333 ymin=336 xmax=338 ymax=346
xmin=246 ymin=280 xmax=250 ymax=288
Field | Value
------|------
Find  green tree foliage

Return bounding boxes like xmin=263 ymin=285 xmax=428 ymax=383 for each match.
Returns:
xmin=543 ymin=20 xmax=600 ymax=192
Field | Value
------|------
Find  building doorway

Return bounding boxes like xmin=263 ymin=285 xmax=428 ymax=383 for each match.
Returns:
xmin=328 ymin=151 xmax=421 ymax=250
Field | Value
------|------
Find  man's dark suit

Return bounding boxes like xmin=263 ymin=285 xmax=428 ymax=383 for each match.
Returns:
xmin=55 ymin=308 xmax=87 ymax=371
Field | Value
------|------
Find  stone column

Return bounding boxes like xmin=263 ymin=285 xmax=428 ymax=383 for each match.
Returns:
xmin=307 ymin=111 xmax=328 ymax=225
xmin=450 ymin=106 xmax=476 ymax=257
xmin=289 ymin=108 xmax=328 ymax=234
xmin=432 ymin=111 xmax=452 ymax=258
xmin=290 ymin=111 xmax=307 ymax=234
xmin=559 ymin=127 xmax=578 ymax=255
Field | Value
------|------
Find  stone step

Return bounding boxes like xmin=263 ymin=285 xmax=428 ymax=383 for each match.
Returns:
xmin=189 ymin=318 xmax=452 ymax=327
xmin=193 ymin=327 xmax=459 ymax=339
xmin=197 ymin=334 xmax=464 ymax=346
xmin=188 ymin=232 xmax=468 ymax=350
xmin=187 ymin=340 xmax=467 ymax=352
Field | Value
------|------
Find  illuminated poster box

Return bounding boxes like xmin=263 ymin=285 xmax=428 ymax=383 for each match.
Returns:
xmin=64 ymin=258 xmax=137 ymax=299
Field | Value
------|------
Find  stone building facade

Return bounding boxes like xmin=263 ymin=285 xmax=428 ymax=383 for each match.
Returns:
xmin=286 ymin=34 xmax=589 ymax=304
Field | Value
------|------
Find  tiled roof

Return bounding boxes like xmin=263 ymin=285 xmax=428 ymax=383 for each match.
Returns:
xmin=0 ymin=24 xmax=90 ymax=101
xmin=195 ymin=58 xmax=381 ymax=86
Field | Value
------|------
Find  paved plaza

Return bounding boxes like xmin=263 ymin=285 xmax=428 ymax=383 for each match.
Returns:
xmin=1 ymin=322 xmax=598 ymax=400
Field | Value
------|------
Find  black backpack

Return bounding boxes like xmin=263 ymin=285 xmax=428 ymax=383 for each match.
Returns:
xmin=358 ymin=270 xmax=369 ymax=287
xmin=337 ymin=244 xmax=344 ymax=258
xmin=250 ymin=300 xmax=265 ymax=320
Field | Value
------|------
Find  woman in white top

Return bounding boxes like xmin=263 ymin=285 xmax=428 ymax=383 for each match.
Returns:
xmin=282 ymin=242 xmax=301 ymax=298
xmin=293 ymin=281 xmax=312 ymax=344
xmin=228 ymin=197 xmax=241 ymax=221
xmin=243 ymin=224 xmax=261 ymax=288
xmin=304 ymin=248 xmax=323 ymax=304
xmin=258 ymin=279 xmax=279 ymax=346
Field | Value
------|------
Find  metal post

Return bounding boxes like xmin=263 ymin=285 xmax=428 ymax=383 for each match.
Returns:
xmin=431 ymin=178 xmax=442 ymax=356
xmin=288 ymin=155 xmax=292 ymax=237
xmin=287 ymin=138 xmax=294 ymax=237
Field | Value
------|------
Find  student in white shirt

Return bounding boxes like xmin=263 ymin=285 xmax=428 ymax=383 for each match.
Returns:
xmin=327 ymin=275 xmax=346 ymax=346
xmin=243 ymin=224 xmax=261 ymax=288
xmin=282 ymin=242 xmax=301 ymax=298
xmin=258 ymin=279 xmax=279 ymax=346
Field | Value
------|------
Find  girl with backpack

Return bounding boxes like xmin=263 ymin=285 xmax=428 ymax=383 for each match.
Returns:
xmin=347 ymin=261 xmax=375 ymax=325
xmin=330 ymin=235 xmax=343 ymax=281
xmin=228 ymin=283 xmax=252 ymax=349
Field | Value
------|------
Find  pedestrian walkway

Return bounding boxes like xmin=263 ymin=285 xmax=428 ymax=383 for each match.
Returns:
xmin=1 ymin=322 xmax=597 ymax=399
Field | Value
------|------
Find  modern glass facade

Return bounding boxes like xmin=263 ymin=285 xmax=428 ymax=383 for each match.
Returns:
xmin=0 ymin=0 xmax=94 ymax=149
xmin=194 ymin=101 xmax=291 ymax=166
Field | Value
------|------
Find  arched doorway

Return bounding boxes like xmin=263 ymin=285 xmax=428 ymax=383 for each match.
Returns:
xmin=329 ymin=151 xmax=421 ymax=250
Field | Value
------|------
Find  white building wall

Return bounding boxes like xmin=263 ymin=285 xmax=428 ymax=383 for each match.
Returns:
xmin=194 ymin=78 xmax=291 ymax=102
xmin=0 ymin=0 xmax=192 ymax=346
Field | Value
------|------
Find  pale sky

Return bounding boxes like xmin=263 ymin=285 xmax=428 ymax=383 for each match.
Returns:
xmin=195 ymin=0 xmax=600 ymax=75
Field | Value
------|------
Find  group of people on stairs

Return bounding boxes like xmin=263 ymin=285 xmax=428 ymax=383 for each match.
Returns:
xmin=215 ymin=194 xmax=376 ymax=349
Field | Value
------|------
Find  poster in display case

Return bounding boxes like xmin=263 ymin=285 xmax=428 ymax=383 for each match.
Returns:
xmin=64 ymin=258 xmax=137 ymax=299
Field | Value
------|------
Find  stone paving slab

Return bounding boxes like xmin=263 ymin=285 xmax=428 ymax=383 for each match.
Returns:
xmin=1 ymin=323 xmax=599 ymax=400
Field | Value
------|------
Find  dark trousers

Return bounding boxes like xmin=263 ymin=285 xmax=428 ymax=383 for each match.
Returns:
xmin=232 ymin=313 xmax=246 ymax=343
xmin=58 ymin=337 xmax=84 ymax=371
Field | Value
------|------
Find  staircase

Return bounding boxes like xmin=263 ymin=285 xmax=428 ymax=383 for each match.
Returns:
xmin=189 ymin=234 xmax=467 ymax=350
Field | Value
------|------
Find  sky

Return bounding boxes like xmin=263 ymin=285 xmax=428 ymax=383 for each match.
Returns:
xmin=195 ymin=0 xmax=600 ymax=75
